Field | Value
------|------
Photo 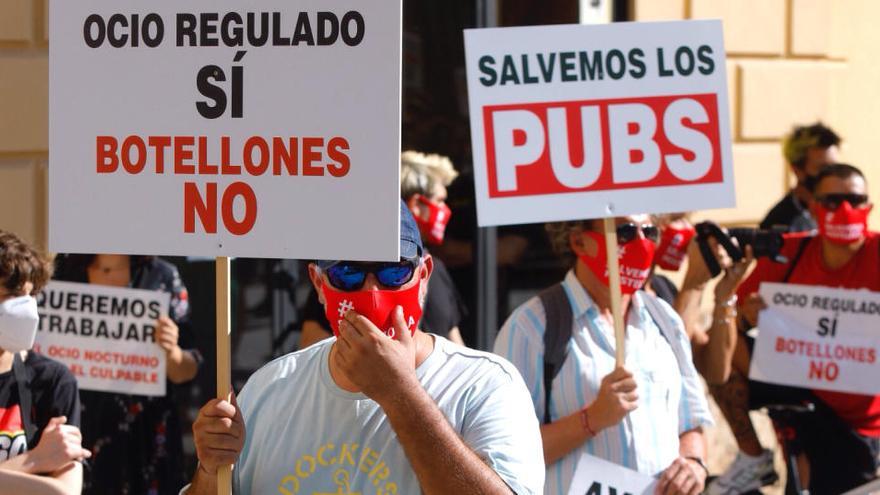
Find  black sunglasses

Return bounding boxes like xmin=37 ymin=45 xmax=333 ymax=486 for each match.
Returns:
xmin=814 ymin=193 xmax=869 ymax=211
xmin=616 ymin=223 xmax=660 ymax=245
xmin=325 ymin=257 xmax=419 ymax=292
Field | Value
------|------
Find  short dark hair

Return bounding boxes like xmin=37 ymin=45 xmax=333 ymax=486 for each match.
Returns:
xmin=0 ymin=230 xmax=52 ymax=295
xmin=814 ymin=163 xmax=866 ymax=191
xmin=783 ymin=122 xmax=841 ymax=168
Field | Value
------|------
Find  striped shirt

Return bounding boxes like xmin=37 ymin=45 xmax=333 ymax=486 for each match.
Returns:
xmin=494 ymin=270 xmax=713 ymax=495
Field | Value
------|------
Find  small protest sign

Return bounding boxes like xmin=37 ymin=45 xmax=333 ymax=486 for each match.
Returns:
xmin=750 ymin=282 xmax=880 ymax=396
xmin=567 ymin=453 xmax=656 ymax=495
xmin=35 ymin=281 xmax=170 ymax=397
xmin=464 ymin=20 xmax=733 ymax=227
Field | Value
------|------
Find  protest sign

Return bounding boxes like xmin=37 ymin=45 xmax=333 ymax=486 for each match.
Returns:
xmin=750 ymin=283 xmax=880 ymax=395
xmin=567 ymin=453 xmax=656 ymax=495
xmin=463 ymin=20 xmax=733 ymax=227
xmin=464 ymin=20 xmax=732 ymax=365
xmin=35 ymin=281 xmax=170 ymax=397
xmin=50 ymin=0 xmax=402 ymax=262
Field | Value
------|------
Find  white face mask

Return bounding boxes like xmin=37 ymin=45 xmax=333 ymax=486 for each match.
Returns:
xmin=0 ymin=295 xmax=39 ymax=353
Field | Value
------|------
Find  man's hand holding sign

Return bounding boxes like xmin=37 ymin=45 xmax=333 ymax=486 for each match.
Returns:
xmin=471 ymin=20 xmax=732 ymax=495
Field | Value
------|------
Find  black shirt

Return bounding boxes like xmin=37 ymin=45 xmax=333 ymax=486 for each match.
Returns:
xmin=420 ymin=257 xmax=467 ymax=337
xmin=0 ymin=352 xmax=80 ymax=460
xmin=648 ymin=273 xmax=679 ymax=307
xmin=761 ymin=192 xmax=816 ymax=233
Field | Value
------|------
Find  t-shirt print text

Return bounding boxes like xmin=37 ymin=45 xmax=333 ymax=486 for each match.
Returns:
xmin=278 ymin=442 xmax=399 ymax=495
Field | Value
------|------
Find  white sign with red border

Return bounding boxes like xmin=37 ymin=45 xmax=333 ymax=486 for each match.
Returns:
xmin=750 ymin=282 xmax=880 ymax=396
xmin=464 ymin=20 xmax=734 ymax=226
xmin=50 ymin=0 xmax=401 ymax=261
xmin=35 ymin=281 xmax=170 ymax=397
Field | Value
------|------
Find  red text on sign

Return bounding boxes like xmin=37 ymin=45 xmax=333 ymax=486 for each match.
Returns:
xmin=482 ymin=93 xmax=722 ymax=197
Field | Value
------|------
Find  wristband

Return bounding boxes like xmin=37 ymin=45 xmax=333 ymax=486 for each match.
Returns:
xmin=684 ymin=455 xmax=710 ymax=479
xmin=580 ymin=408 xmax=597 ymax=437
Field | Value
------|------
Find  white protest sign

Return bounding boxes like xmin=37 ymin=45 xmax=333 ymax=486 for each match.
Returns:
xmin=464 ymin=20 xmax=734 ymax=226
xmin=35 ymin=281 xmax=170 ymax=397
xmin=750 ymin=283 xmax=880 ymax=395
xmin=50 ymin=0 xmax=401 ymax=261
xmin=567 ymin=453 xmax=656 ymax=495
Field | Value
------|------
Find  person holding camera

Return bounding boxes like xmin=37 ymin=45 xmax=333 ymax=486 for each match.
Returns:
xmin=495 ymin=215 xmax=713 ymax=495
xmin=709 ymin=164 xmax=879 ymax=494
xmin=762 ymin=122 xmax=841 ymax=232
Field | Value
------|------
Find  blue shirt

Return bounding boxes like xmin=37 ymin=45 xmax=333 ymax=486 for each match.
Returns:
xmin=494 ymin=271 xmax=713 ymax=495
xmin=231 ymin=335 xmax=545 ymax=494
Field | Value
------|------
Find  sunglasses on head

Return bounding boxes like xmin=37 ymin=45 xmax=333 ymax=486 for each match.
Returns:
xmin=615 ymin=223 xmax=660 ymax=245
xmin=325 ymin=257 xmax=420 ymax=292
xmin=814 ymin=193 xmax=869 ymax=210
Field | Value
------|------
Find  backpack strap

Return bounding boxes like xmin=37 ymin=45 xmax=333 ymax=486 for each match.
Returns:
xmin=538 ymin=283 xmax=573 ymax=424
xmin=12 ymin=353 xmax=37 ymax=446
xmin=781 ymin=236 xmax=813 ymax=283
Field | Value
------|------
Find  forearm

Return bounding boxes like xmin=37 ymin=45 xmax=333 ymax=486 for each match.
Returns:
xmin=167 ymin=348 xmax=198 ymax=383
xmin=678 ymin=428 xmax=706 ymax=460
xmin=185 ymin=466 xmax=218 ymax=495
xmin=381 ymin=382 xmax=511 ymax=495
xmin=540 ymin=408 xmax=591 ymax=465
xmin=703 ymin=305 xmax=737 ymax=384
xmin=673 ymin=284 xmax=705 ymax=342
xmin=0 ymin=462 xmax=81 ymax=495
xmin=0 ymin=450 xmax=37 ymax=473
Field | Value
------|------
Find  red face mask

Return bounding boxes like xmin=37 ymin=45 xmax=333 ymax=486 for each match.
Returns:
xmin=415 ymin=196 xmax=452 ymax=245
xmin=321 ymin=279 xmax=423 ymax=339
xmin=579 ymin=231 xmax=656 ymax=295
xmin=655 ymin=225 xmax=696 ymax=271
xmin=815 ymin=201 xmax=872 ymax=245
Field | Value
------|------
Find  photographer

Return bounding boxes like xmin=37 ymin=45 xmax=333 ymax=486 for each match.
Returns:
xmin=711 ymin=164 xmax=879 ymax=494
xmin=762 ymin=123 xmax=841 ymax=232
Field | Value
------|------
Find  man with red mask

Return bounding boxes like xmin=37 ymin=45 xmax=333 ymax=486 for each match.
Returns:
xmin=298 ymin=151 xmax=468 ymax=347
xmin=182 ymin=201 xmax=544 ymax=495
xmin=495 ymin=215 xmax=713 ymax=495
xmin=708 ymin=164 xmax=879 ymax=494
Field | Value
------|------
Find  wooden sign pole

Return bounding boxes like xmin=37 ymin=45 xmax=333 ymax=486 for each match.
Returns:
xmin=216 ymin=256 xmax=232 ymax=495
xmin=602 ymin=218 xmax=626 ymax=367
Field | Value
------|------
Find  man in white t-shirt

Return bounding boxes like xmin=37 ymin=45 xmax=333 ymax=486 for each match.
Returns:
xmin=182 ymin=202 xmax=544 ymax=495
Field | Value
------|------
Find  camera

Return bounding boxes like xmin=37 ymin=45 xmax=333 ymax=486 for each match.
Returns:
xmin=694 ymin=222 xmax=788 ymax=276
xmin=726 ymin=228 xmax=787 ymax=262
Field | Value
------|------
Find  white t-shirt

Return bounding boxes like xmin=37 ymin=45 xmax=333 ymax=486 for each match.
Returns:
xmin=229 ymin=335 xmax=544 ymax=494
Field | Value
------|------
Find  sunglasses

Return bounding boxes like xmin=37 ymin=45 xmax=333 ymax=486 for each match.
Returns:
xmin=615 ymin=223 xmax=660 ymax=244
xmin=814 ymin=193 xmax=869 ymax=210
xmin=325 ymin=257 xmax=419 ymax=292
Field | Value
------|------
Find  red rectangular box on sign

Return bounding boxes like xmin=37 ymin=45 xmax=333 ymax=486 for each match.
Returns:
xmin=482 ymin=93 xmax=723 ymax=198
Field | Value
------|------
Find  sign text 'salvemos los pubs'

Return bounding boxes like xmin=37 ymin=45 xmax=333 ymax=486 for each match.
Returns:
xmin=464 ymin=20 xmax=734 ymax=225
xmin=50 ymin=1 xmax=401 ymax=261
xmin=750 ymin=283 xmax=880 ymax=396
xmin=35 ymin=281 xmax=170 ymax=396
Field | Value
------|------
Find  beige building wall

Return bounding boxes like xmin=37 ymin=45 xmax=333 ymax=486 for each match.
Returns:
xmin=1 ymin=1 xmax=879 ymax=249
xmin=0 ymin=0 xmax=48 ymax=248
xmin=634 ymin=0 xmax=880 ymax=227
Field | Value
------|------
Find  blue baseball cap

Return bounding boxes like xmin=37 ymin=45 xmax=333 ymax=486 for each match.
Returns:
xmin=316 ymin=200 xmax=424 ymax=269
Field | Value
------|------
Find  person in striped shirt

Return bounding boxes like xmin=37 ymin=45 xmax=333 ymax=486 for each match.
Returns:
xmin=494 ymin=214 xmax=714 ymax=495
